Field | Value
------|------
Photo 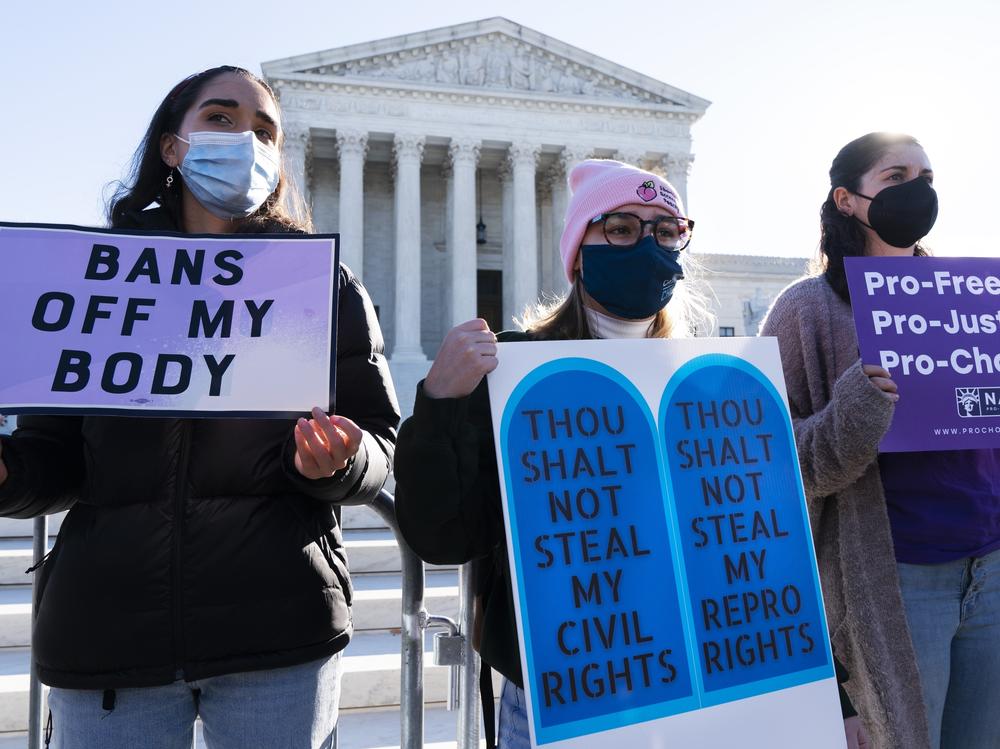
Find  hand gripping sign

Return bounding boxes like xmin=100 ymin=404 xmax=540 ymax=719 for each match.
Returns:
xmin=0 ymin=223 xmax=339 ymax=417
xmin=846 ymin=256 xmax=1000 ymax=451
xmin=488 ymin=338 xmax=845 ymax=749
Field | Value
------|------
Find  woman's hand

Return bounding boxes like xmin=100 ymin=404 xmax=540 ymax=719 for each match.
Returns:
xmin=423 ymin=319 xmax=499 ymax=400
xmin=843 ymin=716 xmax=870 ymax=749
xmin=293 ymin=407 xmax=363 ymax=479
xmin=862 ymin=364 xmax=899 ymax=402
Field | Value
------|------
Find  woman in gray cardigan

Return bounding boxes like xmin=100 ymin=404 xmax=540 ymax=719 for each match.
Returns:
xmin=762 ymin=132 xmax=1000 ymax=749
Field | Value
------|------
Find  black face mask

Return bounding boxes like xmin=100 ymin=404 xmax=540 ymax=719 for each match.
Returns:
xmin=852 ymin=177 xmax=938 ymax=248
xmin=580 ymin=236 xmax=684 ymax=319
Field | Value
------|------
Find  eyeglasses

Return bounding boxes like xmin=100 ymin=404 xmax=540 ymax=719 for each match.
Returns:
xmin=590 ymin=212 xmax=695 ymax=251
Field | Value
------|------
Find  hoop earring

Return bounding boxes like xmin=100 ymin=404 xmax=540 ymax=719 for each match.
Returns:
xmin=165 ymin=169 xmax=175 ymax=189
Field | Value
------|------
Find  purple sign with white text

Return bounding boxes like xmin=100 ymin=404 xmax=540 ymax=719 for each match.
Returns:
xmin=0 ymin=223 xmax=339 ymax=417
xmin=845 ymin=256 xmax=1000 ymax=452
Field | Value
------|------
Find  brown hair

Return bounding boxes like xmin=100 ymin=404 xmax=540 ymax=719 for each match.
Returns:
xmin=813 ymin=132 xmax=928 ymax=301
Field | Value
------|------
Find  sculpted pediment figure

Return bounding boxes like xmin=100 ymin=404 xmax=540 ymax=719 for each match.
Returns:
xmin=262 ymin=17 xmax=710 ymax=113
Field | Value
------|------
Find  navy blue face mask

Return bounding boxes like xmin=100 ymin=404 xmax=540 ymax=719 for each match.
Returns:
xmin=580 ymin=235 xmax=685 ymax=319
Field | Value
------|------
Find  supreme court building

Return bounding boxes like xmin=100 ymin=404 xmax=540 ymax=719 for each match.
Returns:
xmin=262 ymin=18 xmax=808 ymax=412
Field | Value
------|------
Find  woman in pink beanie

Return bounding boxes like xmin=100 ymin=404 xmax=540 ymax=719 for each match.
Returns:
xmin=549 ymin=158 xmax=694 ymax=335
xmin=395 ymin=158 xmax=862 ymax=748
xmin=394 ymin=159 xmax=699 ymax=748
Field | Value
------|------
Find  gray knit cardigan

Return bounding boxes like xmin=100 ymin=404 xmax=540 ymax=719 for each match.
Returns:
xmin=760 ymin=275 xmax=930 ymax=749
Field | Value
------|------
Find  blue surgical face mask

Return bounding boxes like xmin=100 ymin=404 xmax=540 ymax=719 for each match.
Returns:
xmin=175 ymin=131 xmax=281 ymax=219
xmin=580 ymin=235 xmax=685 ymax=319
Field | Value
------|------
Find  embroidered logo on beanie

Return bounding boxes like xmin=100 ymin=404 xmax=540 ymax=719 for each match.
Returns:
xmin=559 ymin=159 xmax=686 ymax=282
xmin=637 ymin=181 xmax=657 ymax=202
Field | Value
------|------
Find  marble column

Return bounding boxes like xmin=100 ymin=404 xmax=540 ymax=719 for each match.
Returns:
xmin=391 ymin=134 xmax=426 ymax=362
xmin=442 ymin=159 xmax=454 ymax=310
xmin=561 ymin=146 xmax=591 ymax=180
xmin=498 ymin=158 xmax=514 ymax=325
xmin=336 ymin=129 xmax=368 ymax=278
xmin=617 ymin=149 xmax=647 ymax=169
xmin=281 ymin=123 xmax=311 ymax=224
xmin=666 ymin=154 xmax=694 ymax=211
xmin=509 ymin=143 xmax=541 ymax=320
xmin=447 ymin=138 xmax=481 ymax=326
xmin=550 ymin=147 xmax=591 ymax=289
xmin=537 ymin=177 xmax=554 ymax=299
xmin=548 ymin=162 xmax=570 ymax=293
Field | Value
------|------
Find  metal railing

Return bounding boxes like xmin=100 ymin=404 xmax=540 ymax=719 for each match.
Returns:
xmin=26 ymin=489 xmax=480 ymax=749
xmin=368 ymin=489 xmax=481 ymax=749
xmin=27 ymin=516 xmax=47 ymax=749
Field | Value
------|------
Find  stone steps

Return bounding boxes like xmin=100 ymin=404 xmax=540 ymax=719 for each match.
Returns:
xmin=0 ymin=570 xmax=457 ymax=648
xmin=0 ymin=649 xmax=34 ymax=734
xmin=0 ymin=540 xmax=58 ymax=588
xmin=330 ymin=704 xmax=492 ymax=749
xmin=0 ymin=499 xmax=479 ymax=746
xmin=0 ymin=505 xmax=388 ymax=539
xmin=352 ymin=571 xmax=458 ymax=631
xmin=0 ymin=517 xmax=63 ymax=540
xmin=0 ymin=703 xmax=491 ymax=748
xmin=0 ymin=529 xmax=447 ymax=587
xmin=0 ymin=590 xmax=29 ymax=650
xmin=0 ymin=627 xmax=495 ymax=734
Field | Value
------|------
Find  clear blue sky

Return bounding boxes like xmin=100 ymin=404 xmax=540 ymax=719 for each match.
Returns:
xmin=2 ymin=0 xmax=996 ymax=258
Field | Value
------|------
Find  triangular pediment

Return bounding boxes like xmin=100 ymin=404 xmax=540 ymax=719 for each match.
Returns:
xmin=262 ymin=18 xmax=710 ymax=112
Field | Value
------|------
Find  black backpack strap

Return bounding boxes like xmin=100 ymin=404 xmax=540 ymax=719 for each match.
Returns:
xmin=481 ymin=661 xmax=496 ymax=749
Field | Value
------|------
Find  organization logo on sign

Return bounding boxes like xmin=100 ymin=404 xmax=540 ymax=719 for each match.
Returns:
xmin=956 ymin=387 xmax=1000 ymax=418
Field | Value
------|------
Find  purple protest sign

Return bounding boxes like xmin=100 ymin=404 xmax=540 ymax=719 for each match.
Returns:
xmin=0 ymin=223 xmax=338 ymax=417
xmin=845 ymin=256 xmax=1000 ymax=452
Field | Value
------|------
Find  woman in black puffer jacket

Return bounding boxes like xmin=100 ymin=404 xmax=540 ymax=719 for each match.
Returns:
xmin=0 ymin=66 xmax=399 ymax=749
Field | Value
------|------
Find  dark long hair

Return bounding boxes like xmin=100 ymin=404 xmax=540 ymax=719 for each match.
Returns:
xmin=107 ymin=66 xmax=309 ymax=233
xmin=817 ymin=132 xmax=928 ymax=301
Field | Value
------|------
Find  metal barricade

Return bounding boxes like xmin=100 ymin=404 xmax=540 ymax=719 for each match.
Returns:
xmin=26 ymin=489 xmax=481 ymax=749
xmin=369 ymin=489 xmax=428 ymax=749
xmin=369 ymin=489 xmax=481 ymax=749
xmin=28 ymin=516 xmax=47 ymax=749
xmin=455 ymin=563 xmax=481 ymax=749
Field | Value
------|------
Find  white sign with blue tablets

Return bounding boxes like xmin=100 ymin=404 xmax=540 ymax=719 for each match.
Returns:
xmin=487 ymin=337 xmax=846 ymax=748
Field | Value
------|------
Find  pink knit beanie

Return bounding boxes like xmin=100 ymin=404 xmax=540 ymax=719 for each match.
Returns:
xmin=559 ymin=159 xmax=684 ymax=282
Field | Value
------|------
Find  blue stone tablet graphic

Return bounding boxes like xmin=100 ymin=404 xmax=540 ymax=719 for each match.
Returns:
xmin=501 ymin=358 xmax=696 ymax=743
xmin=659 ymin=355 xmax=831 ymax=706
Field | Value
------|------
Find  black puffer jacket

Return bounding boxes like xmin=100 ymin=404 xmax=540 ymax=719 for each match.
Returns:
xmin=0 ymin=209 xmax=400 ymax=688
xmin=394 ymin=331 xmax=531 ymax=690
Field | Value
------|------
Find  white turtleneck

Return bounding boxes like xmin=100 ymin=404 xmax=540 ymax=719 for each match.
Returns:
xmin=585 ymin=307 xmax=653 ymax=339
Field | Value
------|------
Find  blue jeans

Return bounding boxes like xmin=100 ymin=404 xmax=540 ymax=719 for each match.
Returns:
xmin=497 ymin=678 xmax=530 ymax=749
xmin=47 ymin=653 xmax=342 ymax=749
xmin=898 ymin=548 xmax=1000 ymax=749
